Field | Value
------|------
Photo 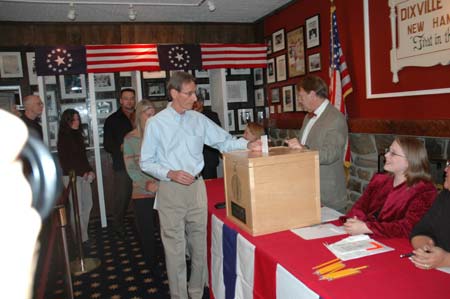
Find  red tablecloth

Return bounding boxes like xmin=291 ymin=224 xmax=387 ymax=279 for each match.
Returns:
xmin=205 ymin=178 xmax=450 ymax=299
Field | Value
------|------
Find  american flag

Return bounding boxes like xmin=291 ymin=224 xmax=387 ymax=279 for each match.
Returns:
xmin=329 ymin=5 xmax=353 ymax=163
xmin=200 ymin=44 xmax=267 ymax=69
xmin=85 ymin=44 xmax=160 ymax=73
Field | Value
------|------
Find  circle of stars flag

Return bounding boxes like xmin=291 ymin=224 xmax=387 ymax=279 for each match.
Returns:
xmin=35 ymin=46 xmax=86 ymax=75
xmin=157 ymin=44 xmax=202 ymax=70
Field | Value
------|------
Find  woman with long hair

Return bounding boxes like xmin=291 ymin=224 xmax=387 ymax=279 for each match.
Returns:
xmin=123 ymin=99 xmax=161 ymax=275
xmin=57 ymin=109 xmax=95 ymax=246
xmin=343 ymin=136 xmax=437 ymax=238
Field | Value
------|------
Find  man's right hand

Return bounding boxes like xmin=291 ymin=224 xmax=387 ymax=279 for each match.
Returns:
xmin=167 ymin=170 xmax=195 ymax=185
xmin=285 ymin=138 xmax=304 ymax=149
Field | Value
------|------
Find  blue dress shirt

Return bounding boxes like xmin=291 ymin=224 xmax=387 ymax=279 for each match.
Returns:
xmin=140 ymin=104 xmax=248 ymax=181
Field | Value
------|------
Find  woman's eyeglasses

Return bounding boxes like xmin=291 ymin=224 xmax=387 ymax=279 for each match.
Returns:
xmin=384 ymin=148 xmax=406 ymax=158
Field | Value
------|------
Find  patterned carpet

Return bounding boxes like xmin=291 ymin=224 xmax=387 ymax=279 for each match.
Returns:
xmin=46 ymin=215 xmax=171 ymax=299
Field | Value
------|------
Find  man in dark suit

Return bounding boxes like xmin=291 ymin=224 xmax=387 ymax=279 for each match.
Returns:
xmin=193 ymin=93 xmax=221 ymax=179
xmin=103 ymin=88 xmax=136 ymax=236
xmin=286 ymin=75 xmax=348 ymax=212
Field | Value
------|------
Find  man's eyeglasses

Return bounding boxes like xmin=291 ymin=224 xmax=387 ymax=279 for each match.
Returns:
xmin=384 ymin=148 xmax=406 ymax=158
xmin=178 ymin=90 xmax=197 ymax=97
xmin=446 ymin=160 xmax=450 ymax=168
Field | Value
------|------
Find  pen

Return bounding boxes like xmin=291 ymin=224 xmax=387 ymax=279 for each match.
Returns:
xmin=312 ymin=258 xmax=340 ymax=270
xmin=400 ymin=252 xmax=414 ymax=258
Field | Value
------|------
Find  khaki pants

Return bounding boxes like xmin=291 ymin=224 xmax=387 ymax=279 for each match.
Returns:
xmin=63 ymin=176 xmax=93 ymax=243
xmin=158 ymin=179 xmax=207 ymax=299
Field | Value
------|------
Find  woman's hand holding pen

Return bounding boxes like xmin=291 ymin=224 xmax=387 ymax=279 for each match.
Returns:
xmin=411 ymin=245 xmax=450 ymax=269
xmin=343 ymin=216 xmax=373 ymax=235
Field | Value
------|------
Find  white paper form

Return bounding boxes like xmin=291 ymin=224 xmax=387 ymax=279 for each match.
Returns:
xmin=324 ymin=235 xmax=394 ymax=261
xmin=291 ymin=223 xmax=346 ymax=240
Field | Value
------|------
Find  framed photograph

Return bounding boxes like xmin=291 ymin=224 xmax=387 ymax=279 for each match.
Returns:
xmin=308 ymin=53 xmax=322 ymax=72
xmin=96 ymin=99 xmax=117 ymax=119
xmin=59 ymin=74 xmax=87 ymax=99
xmin=254 ymin=88 xmax=265 ymax=107
xmin=230 ymin=68 xmax=251 ymax=75
xmin=94 ymin=73 xmax=115 ymax=92
xmin=237 ymin=108 xmax=254 ymax=131
xmin=256 ymin=109 xmax=265 ymax=123
xmin=276 ymin=55 xmax=287 ymax=82
xmin=226 ymin=110 xmax=236 ymax=132
xmin=148 ymin=82 xmax=166 ymax=97
xmin=271 ymin=87 xmax=280 ymax=103
xmin=226 ymin=80 xmax=247 ymax=103
xmin=266 ymin=37 xmax=273 ymax=55
xmin=0 ymin=52 xmax=23 ymax=78
xmin=253 ymin=68 xmax=264 ymax=85
xmin=194 ymin=70 xmax=209 ymax=78
xmin=26 ymin=52 xmax=37 ymax=85
xmin=266 ymin=58 xmax=276 ymax=84
xmin=48 ymin=121 xmax=58 ymax=147
xmin=287 ymin=27 xmax=306 ymax=78
xmin=272 ymin=28 xmax=286 ymax=53
xmin=306 ymin=14 xmax=321 ymax=49
xmin=282 ymin=85 xmax=294 ymax=112
xmin=197 ymin=83 xmax=211 ymax=106
xmin=45 ymin=90 xmax=57 ymax=117
xmin=143 ymin=70 xmax=166 ymax=79
xmin=60 ymin=102 xmax=89 ymax=124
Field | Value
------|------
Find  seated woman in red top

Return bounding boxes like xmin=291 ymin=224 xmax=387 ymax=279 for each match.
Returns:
xmin=344 ymin=136 xmax=437 ymax=238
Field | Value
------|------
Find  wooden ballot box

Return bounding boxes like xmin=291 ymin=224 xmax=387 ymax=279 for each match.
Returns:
xmin=223 ymin=147 xmax=321 ymax=236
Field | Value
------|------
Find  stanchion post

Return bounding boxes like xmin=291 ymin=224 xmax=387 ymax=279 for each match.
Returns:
xmin=55 ymin=204 xmax=74 ymax=299
xmin=68 ymin=170 xmax=101 ymax=275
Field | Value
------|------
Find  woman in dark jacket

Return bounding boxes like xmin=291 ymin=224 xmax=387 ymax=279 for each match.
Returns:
xmin=57 ymin=109 xmax=95 ymax=245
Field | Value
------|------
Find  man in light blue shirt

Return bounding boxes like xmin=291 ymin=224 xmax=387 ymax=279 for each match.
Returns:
xmin=140 ymin=71 xmax=261 ymax=299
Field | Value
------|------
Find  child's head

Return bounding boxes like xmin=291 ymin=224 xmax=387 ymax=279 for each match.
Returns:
xmin=243 ymin=122 xmax=265 ymax=142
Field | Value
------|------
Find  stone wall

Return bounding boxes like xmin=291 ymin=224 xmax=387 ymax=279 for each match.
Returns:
xmin=267 ymin=128 xmax=449 ymax=211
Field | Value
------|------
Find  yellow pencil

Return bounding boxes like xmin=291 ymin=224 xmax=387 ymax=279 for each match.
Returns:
xmin=321 ymin=265 xmax=369 ymax=281
xmin=325 ymin=269 xmax=361 ymax=281
xmin=312 ymin=258 xmax=340 ymax=270
xmin=314 ymin=261 xmax=345 ymax=275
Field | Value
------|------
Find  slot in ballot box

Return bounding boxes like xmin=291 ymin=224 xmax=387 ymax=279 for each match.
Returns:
xmin=223 ymin=146 xmax=321 ymax=236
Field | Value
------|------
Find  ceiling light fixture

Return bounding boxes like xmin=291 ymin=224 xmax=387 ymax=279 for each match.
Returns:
xmin=128 ymin=4 xmax=137 ymax=21
xmin=207 ymin=0 xmax=215 ymax=12
xmin=67 ymin=2 xmax=76 ymax=21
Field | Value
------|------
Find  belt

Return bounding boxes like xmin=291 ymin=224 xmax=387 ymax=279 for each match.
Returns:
xmin=194 ymin=173 xmax=202 ymax=180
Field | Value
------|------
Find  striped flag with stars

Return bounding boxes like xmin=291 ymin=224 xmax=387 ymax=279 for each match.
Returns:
xmin=329 ymin=5 xmax=353 ymax=164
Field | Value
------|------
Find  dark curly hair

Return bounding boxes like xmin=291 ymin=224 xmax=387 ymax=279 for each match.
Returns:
xmin=58 ymin=108 xmax=84 ymax=142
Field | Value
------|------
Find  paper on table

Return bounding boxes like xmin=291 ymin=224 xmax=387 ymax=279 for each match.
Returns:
xmin=321 ymin=206 xmax=344 ymax=222
xmin=324 ymin=235 xmax=394 ymax=261
xmin=261 ymin=135 xmax=269 ymax=154
xmin=291 ymin=223 xmax=346 ymax=240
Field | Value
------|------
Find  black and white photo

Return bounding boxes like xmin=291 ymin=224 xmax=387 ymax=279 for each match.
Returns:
xmin=306 ymin=14 xmax=321 ymax=49
xmin=308 ymin=53 xmax=322 ymax=72
xmin=0 ymin=52 xmax=23 ymax=78
xmin=94 ymin=73 xmax=115 ymax=92
xmin=272 ymin=28 xmax=286 ymax=52
xmin=59 ymin=74 xmax=87 ymax=99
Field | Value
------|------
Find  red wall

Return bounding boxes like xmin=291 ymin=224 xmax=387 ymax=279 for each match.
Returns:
xmin=264 ymin=0 xmax=450 ymax=121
